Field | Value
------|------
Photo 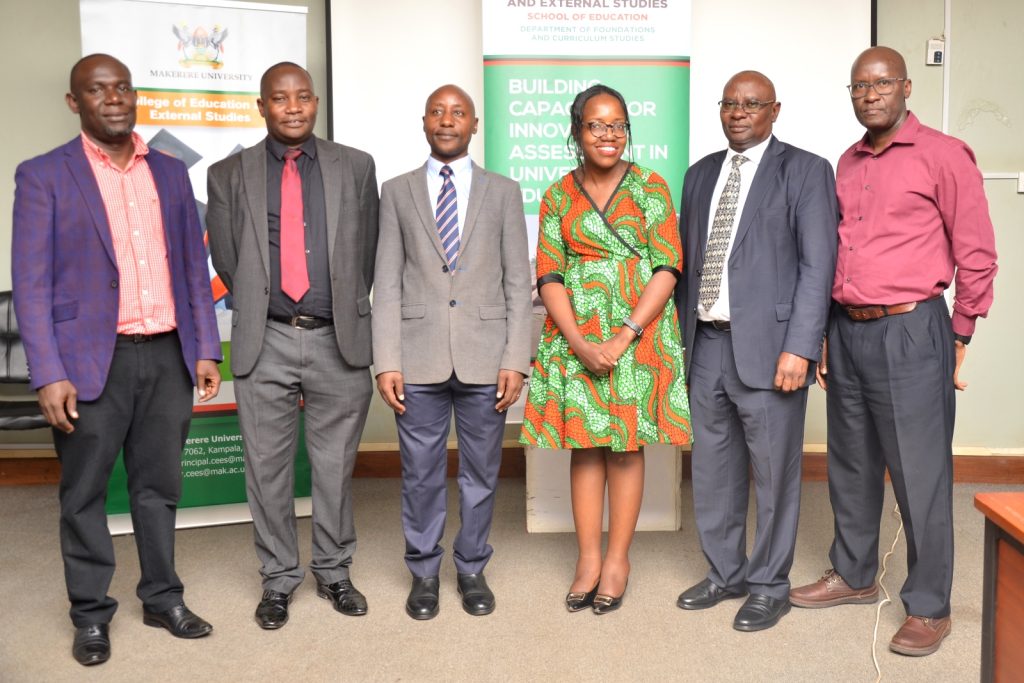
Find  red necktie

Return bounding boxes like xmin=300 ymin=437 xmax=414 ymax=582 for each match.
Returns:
xmin=280 ymin=148 xmax=309 ymax=302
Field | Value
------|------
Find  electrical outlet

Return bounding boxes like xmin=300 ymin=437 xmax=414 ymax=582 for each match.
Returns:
xmin=926 ymin=38 xmax=944 ymax=66
xmin=1018 ymin=172 xmax=1024 ymax=194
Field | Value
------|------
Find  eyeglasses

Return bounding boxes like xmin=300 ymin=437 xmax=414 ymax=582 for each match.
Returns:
xmin=847 ymin=78 xmax=906 ymax=99
xmin=719 ymin=100 xmax=776 ymax=114
xmin=585 ymin=121 xmax=630 ymax=138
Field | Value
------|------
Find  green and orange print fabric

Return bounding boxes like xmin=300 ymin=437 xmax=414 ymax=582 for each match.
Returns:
xmin=521 ymin=164 xmax=692 ymax=452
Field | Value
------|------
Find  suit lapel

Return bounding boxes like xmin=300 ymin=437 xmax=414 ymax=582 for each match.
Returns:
xmin=694 ymin=152 xmax=726 ymax=270
xmin=459 ymin=162 xmax=488 ymax=255
xmin=410 ymin=164 xmax=448 ymax=263
xmin=64 ymin=140 xmax=117 ymax=267
xmin=316 ymin=139 xmax=346 ymax=265
xmin=241 ymin=141 xmax=271 ymax=278
xmin=731 ymin=137 xmax=783 ymax=256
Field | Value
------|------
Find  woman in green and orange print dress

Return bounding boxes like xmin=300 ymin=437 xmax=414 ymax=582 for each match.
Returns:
xmin=520 ymin=84 xmax=691 ymax=614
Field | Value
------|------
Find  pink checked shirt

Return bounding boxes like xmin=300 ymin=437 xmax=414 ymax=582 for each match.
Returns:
xmin=82 ymin=132 xmax=177 ymax=335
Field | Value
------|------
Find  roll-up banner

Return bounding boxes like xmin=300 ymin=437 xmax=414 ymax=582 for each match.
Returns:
xmin=79 ymin=0 xmax=309 ymax=531
xmin=482 ymin=0 xmax=691 ymax=275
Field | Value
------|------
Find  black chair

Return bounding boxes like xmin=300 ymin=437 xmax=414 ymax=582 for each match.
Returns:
xmin=0 ymin=291 xmax=48 ymax=430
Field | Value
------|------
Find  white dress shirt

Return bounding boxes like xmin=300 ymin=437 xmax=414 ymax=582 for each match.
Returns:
xmin=699 ymin=135 xmax=772 ymax=321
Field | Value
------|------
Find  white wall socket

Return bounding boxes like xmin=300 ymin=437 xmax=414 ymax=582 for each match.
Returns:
xmin=926 ymin=38 xmax=945 ymax=65
xmin=1018 ymin=172 xmax=1024 ymax=194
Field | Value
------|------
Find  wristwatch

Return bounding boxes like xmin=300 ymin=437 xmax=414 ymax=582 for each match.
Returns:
xmin=622 ymin=316 xmax=643 ymax=338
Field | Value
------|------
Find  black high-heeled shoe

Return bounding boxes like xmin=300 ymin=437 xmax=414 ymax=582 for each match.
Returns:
xmin=592 ymin=580 xmax=628 ymax=615
xmin=565 ymin=581 xmax=600 ymax=612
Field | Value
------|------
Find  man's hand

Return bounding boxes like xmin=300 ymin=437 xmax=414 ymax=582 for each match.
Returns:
xmin=195 ymin=360 xmax=221 ymax=402
xmin=38 ymin=380 xmax=78 ymax=433
xmin=816 ymin=338 xmax=828 ymax=391
xmin=774 ymin=351 xmax=810 ymax=393
xmin=495 ymin=369 xmax=525 ymax=412
xmin=953 ymin=340 xmax=968 ymax=391
xmin=376 ymin=371 xmax=406 ymax=414
xmin=573 ymin=340 xmax=617 ymax=376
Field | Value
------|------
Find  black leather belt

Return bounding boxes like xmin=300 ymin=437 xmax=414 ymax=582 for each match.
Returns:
xmin=698 ymin=320 xmax=731 ymax=332
xmin=269 ymin=314 xmax=334 ymax=330
xmin=117 ymin=330 xmax=175 ymax=343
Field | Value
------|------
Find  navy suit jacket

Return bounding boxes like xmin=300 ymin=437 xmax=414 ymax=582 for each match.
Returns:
xmin=12 ymin=136 xmax=221 ymax=401
xmin=675 ymin=136 xmax=838 ymax=390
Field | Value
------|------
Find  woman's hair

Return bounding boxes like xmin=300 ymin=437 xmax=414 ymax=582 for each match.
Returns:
xmin=567 ymin=83 xmax=633 ymax=169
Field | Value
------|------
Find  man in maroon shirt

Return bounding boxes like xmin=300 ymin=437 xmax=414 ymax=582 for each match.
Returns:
xmin=790 ymin=46 xmax=997 ymax=657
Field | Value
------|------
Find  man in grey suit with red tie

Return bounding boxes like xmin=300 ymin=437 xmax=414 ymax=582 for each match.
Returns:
xmin=674 ymin=71 xmax=838 ymax=631
xmin=373 ymin=84 xmax=532 ymax=620
xmin=12 ymin=54 xmax=222 ymax=666
xmin=206 ymin=62 xmax=378 ymax=629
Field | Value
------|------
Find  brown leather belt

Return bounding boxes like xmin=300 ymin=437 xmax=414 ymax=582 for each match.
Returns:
xmin=842 ymin=302 xmax=918 ymax=322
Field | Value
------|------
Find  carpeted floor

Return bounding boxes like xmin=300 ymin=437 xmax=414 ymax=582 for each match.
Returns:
xmin=0 ymin=477 xmax=1013 ymax=682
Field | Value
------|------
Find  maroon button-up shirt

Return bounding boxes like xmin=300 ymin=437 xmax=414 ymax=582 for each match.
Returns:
xmin=833 ymin=112 xmax=997 ymax=336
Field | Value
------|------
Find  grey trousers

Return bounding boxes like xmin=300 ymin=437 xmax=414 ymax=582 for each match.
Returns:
xmin=396 ymin=373 xmax=506 ymax=577
xmin=235 ymin=320 xmax=372 ymax=593
xmin=688 ymin=324 xmax=807 ymax=600
xmin=827 ymin=297 xmax=956 ymax=618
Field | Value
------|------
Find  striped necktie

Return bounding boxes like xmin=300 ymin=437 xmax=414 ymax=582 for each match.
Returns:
xmin=436 ymin=165 xmax=459 ymax=272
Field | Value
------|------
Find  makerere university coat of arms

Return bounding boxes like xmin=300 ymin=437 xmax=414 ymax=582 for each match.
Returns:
xmin=172 ymin=23 xmax=228 ymax=68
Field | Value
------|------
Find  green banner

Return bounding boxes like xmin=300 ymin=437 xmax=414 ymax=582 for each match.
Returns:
xmin=484 ymin=62 xmax=690 ymax=214
xmin=105 ymin=410 xmax=312 ymax=514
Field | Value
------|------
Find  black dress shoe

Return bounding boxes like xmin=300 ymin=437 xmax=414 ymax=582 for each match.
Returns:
xmin=592 ymin=580 xmax=628 ymax=615
xmin=565 ymin=582 xmax=600 ymax=612
xmin=406 ymin=576 xmax=440 ymax=620
xmin=142 ymin=603 xmax=213 ymax=638
xmin=733 ymin=593 xmax=791 ymax=632
xmin=677 ymin=578 xmax=747 ymax=610
xmin=457 ymin=573 xmax=495 ymax=616
xmin=317 ymin=579 xmax=368 ymax=616
xmin=72 ymin=624 xmax=110 ymax=666
xmin=255 ymin=590 xmax=292 ymax=630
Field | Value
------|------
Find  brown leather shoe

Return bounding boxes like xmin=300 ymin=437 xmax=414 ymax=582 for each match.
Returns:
xmin=889 ymin=616 xmax=951 ymax=656
xmin=789 ymin=568 xmax=879 ymax=608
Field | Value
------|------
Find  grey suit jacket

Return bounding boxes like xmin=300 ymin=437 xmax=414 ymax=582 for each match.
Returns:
xmin=675 ymin=136 xmax=838 ymax=391
xmin=206 ymin=137 xmax=379 ymax=376
xmin=373 ymin=161 xmax=532 ymax=385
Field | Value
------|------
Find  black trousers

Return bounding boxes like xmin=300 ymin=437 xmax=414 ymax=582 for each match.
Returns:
xmin=53 ymin=333 xmax=193 ymax=626
xmin=826 ymin=297 xmax=956 ymax=618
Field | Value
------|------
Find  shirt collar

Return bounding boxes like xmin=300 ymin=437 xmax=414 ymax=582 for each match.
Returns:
xmin=852 ymin=111 xmax=921 ymax=155
xmin=266 ymin=135 xmax=318 ymax=161
xmin=427 ymin=154 xmax=473 ymax=178
xmin=726 ymin=134 xmax=772 ymax=166
xmin=80 ymin=131 xmax=149 ymax=166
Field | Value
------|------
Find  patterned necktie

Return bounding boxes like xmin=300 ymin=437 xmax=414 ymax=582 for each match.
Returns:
xmin=280 ymin=148 xmax=309 ymax=302
xmin=436 ymin=165 xmax=459 ymax=272
xmin=698 ymin=153 xmax=749 ymax=311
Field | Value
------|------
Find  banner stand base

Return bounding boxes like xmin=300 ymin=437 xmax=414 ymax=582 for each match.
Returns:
xmin=108 ymin=497 xmax=313 ymax=536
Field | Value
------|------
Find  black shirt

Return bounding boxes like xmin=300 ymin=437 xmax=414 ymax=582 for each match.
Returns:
xmin=265 ymin=136 xmax=332 ymax=319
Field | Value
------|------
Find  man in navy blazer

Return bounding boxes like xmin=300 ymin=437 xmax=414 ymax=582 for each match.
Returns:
xmin=674 ymin=71 xmax=838 ymax=631
xmin=12 ymin=54 xmax=222 ymax=666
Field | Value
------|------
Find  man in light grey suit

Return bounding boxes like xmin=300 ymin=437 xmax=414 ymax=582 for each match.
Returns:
xmin=673 ymin=71 xmax=838 ymax=631
xmin=206 ymin=62 xmax=378 ymax=629
xmin=373 ymin=84 xmax=532 ymax=620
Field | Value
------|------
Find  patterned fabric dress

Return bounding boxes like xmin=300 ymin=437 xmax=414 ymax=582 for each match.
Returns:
xmin=520 ymin=164 xmax=691 ymax=452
